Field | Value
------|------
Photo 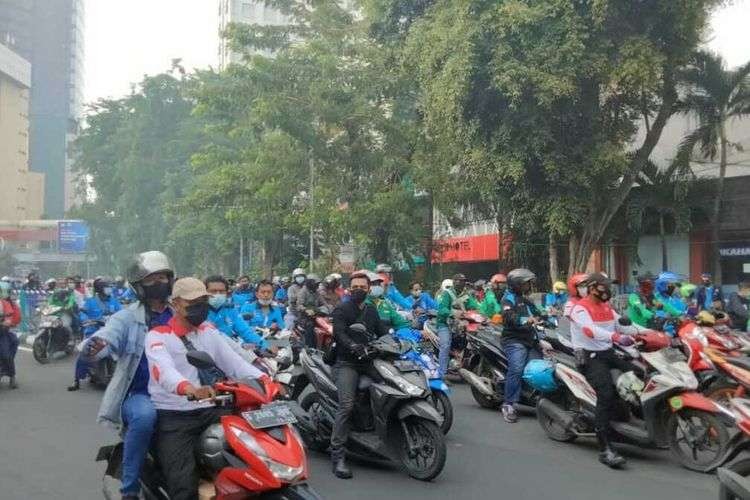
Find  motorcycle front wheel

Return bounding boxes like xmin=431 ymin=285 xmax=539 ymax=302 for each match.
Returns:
xmin=32 ymin=331 xmax=49 ymax=364
xmin=299 ymin=391 xmax=330 ymax=452
xmin=397 ymin=417 xmax=446 ymax=481
xmin=430 ymin=391 xmax=453 ymax=434
xmin=668 ymin=408 xmax=729 ymax=472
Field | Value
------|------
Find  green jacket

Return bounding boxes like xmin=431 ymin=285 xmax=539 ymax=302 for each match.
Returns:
xmin=370 ymin=297 xmax=410 ymax=330
xmin=480 ymin=289 xmax=502 ymax=318
xmin=437 ymin=289 xmax=480 ymax=326
xmin=48 ymin=291 xmax=77 ymax=311
xmin=627 ymin=293 xmax=655 ymax=328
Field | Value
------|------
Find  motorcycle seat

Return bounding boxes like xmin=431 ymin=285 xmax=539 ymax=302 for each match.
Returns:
xmin=358 ymin=375 xmax=374 ymax=391
xmin=727 ymin=356 xmax=750 ymax=372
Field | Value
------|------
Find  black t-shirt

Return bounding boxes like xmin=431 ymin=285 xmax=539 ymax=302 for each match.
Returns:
xmin=332 ymin=300 xmax=388 ymax=362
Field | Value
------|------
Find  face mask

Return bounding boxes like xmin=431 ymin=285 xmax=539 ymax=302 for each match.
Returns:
xmin=142 ymin=281 xmax=171 ymax=301
xmin=666 ymin=285 xmax=676 ymax=295
xmin=184 ymin=302 xmax=210 ymax=327
xmin=370 ymin=285 xmax=384 ymax=298
xmin=258 ymin=298 xmax=272 ymax=306
xmin=68 ymin=283 xmax=76 ymax=290
xmin=577 ymin=286 xmax=588 ymax=298
xmin=350 ymin=288 xmax=368 ymax=305
xmin=208 ymin=294 xmax=227 ymax=309
xmin=102 ymin=287 xmax=113 ymax=296
xmin=295 ymin=276 xmax=306 ymax=285
xmin=454 ymin=283 xmax=465 ymax=294
xmin=237 ymin=283 xmax=249 ymax=291
xmin=594 ymin=288 xmax=611 ymax=302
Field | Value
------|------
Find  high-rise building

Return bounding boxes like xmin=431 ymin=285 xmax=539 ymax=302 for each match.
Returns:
xmin=218 ymin=0 xmax=290 ymax=68
xmin=0 ymin=0 xmax=84 ymax=218
xmin=0 ymin=41 xmax=44 ymax=221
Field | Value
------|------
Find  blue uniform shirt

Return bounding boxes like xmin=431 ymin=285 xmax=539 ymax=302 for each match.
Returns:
xmin=240 ymin=301 xmax=285 ymax=330
xmin=208 ymin=304 xmax=267 ymax=349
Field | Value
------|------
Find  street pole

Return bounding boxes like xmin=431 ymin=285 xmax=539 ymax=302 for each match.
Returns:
xmin=309 ymin=153 xmax=315 ymax=272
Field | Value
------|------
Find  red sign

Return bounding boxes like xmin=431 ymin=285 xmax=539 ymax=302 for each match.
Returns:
xmin=0 ymin=228 xmax=57 ymax=242
xmin=432 ymin=233 xmax=512 ymax=263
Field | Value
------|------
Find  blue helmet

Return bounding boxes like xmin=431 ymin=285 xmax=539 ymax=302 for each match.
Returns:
xmin=655 ymin=271 xmax=681 ymax=295
xmin=522 ymin=359 xmax=557 ymax=393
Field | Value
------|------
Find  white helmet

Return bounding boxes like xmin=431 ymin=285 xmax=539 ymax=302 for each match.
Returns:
xmin=292 ymin=268 xmax=306 ymax=278
xmin=375 ymin=263 xmax=392 ymax=274
xmin=440 ymin=279 xmax=454 ymax=292
xmin=615 ymin=371 xmax=644 ymax=405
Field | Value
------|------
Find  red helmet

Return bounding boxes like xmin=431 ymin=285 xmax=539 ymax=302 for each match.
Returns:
xmin=490 ymin=273 xmax=507 ymax=284
xmin=567 ymin=273 xmax=590 ymax=297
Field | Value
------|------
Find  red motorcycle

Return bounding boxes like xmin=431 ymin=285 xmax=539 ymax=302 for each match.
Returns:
xmin=97 ymin=351 xmax=321 ymax=499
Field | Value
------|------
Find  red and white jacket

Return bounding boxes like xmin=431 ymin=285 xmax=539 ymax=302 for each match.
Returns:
xmin=145 ymin=317 xmax=263 ymax=411
xmin=569 ymin=297 xmax=623 ymax=352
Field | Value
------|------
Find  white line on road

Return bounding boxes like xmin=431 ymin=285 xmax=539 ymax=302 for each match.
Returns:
xmin=18 ymin=346 xmax=32 ymax=352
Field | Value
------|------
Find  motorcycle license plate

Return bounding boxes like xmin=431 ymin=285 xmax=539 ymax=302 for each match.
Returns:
xmin=242 ymin=402 xmax=297 ymax=429
xmin=393 ymin=360 xmax=422 ymax=372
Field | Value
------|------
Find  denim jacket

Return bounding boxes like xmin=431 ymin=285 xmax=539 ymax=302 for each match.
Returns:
xmin=81 ymin=302 xmax=149 ymax=429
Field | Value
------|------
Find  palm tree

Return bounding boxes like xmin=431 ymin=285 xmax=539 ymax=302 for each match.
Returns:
xmin=674 ymin=51 xmax=750 ymax=283
xmin=627 ymin=160 xmax=693 ymax=271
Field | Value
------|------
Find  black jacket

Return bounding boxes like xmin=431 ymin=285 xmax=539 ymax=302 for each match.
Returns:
xmin=332 ymin=300 xmax=388 ymax=363
xmin=501 ymin=291 xmax=543 ymax=348
xmin=727 ymin=292 xmax=749 ymax=332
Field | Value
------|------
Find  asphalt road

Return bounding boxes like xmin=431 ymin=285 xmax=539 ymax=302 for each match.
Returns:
xmin=0 ymin=349 xmax=719 ymax=500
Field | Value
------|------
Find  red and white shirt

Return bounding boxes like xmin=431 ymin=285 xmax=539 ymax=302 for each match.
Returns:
xmin=145 ymin=317 xmax=263 ymax=411
xmin=569 ymin=297 xmax=622 ymax=352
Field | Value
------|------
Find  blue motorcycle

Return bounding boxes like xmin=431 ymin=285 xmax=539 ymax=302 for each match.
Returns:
xmin=394 ymin=328 xmax=453 ymax=434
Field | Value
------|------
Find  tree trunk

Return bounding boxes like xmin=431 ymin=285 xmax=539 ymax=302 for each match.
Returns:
xmin=549 ymin=233 xmax=559 ymax=284
xmin=373 ymin=226 xmax=389 ymax=263
xmin=262 ymin=238 xmax=275 ymax=278
xmin=567 ymin=235 xmax=580 ymax=276
xmin=659 ymin=212 xmax=668 ymax=271
xmin=710 ymin=128 xmax=728 ymax=284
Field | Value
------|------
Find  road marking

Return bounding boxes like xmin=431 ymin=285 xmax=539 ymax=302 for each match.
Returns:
xmin=19 ymin=346 xmax=32 ymax=352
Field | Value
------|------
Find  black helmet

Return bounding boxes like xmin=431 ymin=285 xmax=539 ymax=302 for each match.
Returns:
xmin=93 ymin=276 xmax=112 ymax=294
xmin=507 ymin=268 xmax=536 ymax=291
xmin=452 ymin=273 xmax=467 ymax=283
xmin=126 ymin=251 xmax=174 ymax=299
xmin=196 ymin=423 xmax=230 ymax=473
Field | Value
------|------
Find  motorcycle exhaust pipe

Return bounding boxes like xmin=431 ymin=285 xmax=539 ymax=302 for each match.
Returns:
xmin=537 ymin=398 xmax=575 ymax=429
xmin=459 ymin=368 xmax=495 ymax=397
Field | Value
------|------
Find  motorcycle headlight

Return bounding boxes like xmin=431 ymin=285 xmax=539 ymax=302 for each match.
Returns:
xmin=265 ymin=460 xmax=304 ymax=482
xmin=376 ymin=364 xmax=425 ymax=397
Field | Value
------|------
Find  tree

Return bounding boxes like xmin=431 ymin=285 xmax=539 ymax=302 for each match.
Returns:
xmin=673 ymin=50 xmax=750 ymax=283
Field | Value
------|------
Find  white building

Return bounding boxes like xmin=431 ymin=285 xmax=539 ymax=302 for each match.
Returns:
xmin=218 ymin=0 xmax=290 ymax=68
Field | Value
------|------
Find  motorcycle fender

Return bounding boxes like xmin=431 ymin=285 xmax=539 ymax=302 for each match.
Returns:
xmin=397 ymin=399 xmax=443 ymax=425
xmin=669 ymin=392 xmax=720 ymax=413
xmin=429 ymin=379 xmax=450 ymax=394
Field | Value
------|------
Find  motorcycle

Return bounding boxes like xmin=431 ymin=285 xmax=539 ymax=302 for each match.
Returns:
xmin=716 ymin=398 xmax=750 ymax=500
xmin=32 ymin=305 xmax=79 ymax=364
xmin=678 ymin=318 xmax=744 ymax=357
xmin=293 ymin=305 xmax=333 ymax=351
xmin=535 ymin=330 xmax=732 ymax=472
xmin=97 ymin=351 xmax=322 ymax=500
xmin=81 ymin=318 xmax=116 ymax=388
xmin=423 ymin=309 xmax=486 ymax=380
xmin=295 ymin=330 xmax=447 ymax=481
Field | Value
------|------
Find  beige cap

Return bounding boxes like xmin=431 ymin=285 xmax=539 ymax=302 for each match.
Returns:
xmin=171 ymin=277 xmax=209 ymax=301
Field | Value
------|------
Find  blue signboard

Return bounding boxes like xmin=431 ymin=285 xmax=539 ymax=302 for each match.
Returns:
xmin=58 ymin=220 xmax=89 ymax=253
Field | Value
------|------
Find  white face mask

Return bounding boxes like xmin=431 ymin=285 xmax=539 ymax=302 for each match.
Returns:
xmin=577 ymin=286 xmax=588 ymax=298
xmin=370 ymin=285 xmax=385 ymax=298
xmin=294 ymin=276 xmax=306 ymax=285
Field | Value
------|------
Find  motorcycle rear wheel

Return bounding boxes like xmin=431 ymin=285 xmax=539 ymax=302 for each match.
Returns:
xmin=397 ymin=417 xmax=446 ymax=481
xmin=32 ymin=332 xmax=49 ymax=364
xmin=299 ymin=392 xmax=331 ymax=452
xmin=668 ymin=409 xmax=729 ymax=472
xmin=469 ymin=363 xmax=500 ymax=409
xmin=536 ymin=397 xmax=576 ymax=442
xmin=430 ymin=391 xmax=453 ymax=434
xmin=720 ymin=458 xmax=750 ymax=500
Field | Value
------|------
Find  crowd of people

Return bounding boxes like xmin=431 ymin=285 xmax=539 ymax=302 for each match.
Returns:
xmin=2 ymin=253 xmax=750 ymax=498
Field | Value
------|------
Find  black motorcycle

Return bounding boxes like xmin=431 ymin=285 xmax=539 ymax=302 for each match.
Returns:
xmin=81 ymin=319 xmax=116 ymax=388
xmin=295 ymin=330 xmax=447 ymax=481
xmin=32 ymin=304 xmax=79 ymax=364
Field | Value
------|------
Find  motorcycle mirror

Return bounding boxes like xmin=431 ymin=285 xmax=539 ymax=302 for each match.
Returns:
xmin=349 ymin=323 xmax=367 ymax=334
xmin=186 ymin=351 xmax=217 ymax=370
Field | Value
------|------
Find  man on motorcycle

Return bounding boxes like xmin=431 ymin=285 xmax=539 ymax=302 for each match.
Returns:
xmin=500 ymin=268 xmax=545 ymax=423
xmin=480 ymin=273 xmax=507 ymax=318
xmin=241 ymin=279 xmax=285 ymax=333
xmin=697 ymin=272 xmax=724 ymax=312
xmin=320 ymin=273 xmax=343 ymax=309
xmin=113 ymin=275 xmax=136 ymax=304
xmin=727 ymin=282 xmax=750 ymax=332
xmin=654 ymin=271 xmax=687 ymax=319
xmin=563 ymin=273 xmax=589 ymax=317
xmin=68 ymin=277 xmax=122 ymax=391
xmin=145 ymin=277 xmax=265 ymax=500
xmin=330 ymin=270 xmax=389 ymax=479
xmin=626 ymin=275 xmax=660 ymax=328
xmin=569 ymin=272 xmax=635 ymax=469
xmin=0 ymin=280 xmax=21 ymax=388
xmin=274 ymin=276 xmax=290 ymax=305
xmin=407 ymin=281 xmax=437 ymax=329
xmin=80 ymin=251 xmax=175 ymax=500
xmin=543 ymin=281 xmax=568 ymax=316
xmin=205 ymin=275 xmax=270 ymax=352
xmin=295 ymin=273 xmax=325 ymax=347
xmin=369 ymin=273 xmax=417 ymax=339
xmin=436 ymin=273 xmax=480 ymax=378
xmin=285 ymin=268 xmax=306 ymax=329
xmin=376 ymin=263 xmax=411 ymax=310
xmin=232 ymin=275 xmax=255 ymax=310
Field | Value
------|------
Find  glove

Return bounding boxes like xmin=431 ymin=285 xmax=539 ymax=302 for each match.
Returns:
xmin=351 ymin=343 xmax=367 ymax=359
xmin=612 ymin=333 xmax=635 ymax=347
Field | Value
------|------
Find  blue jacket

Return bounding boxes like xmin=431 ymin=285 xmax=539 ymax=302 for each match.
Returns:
xmin=80 ymin=294 xmax=122 ymax=335
xmin=113 ymin=286 xmax=136 ymax=303
xmin=543 ymin=292 xmax=568 ymax=311
xmin=241 ymin=301 xmax=285 ymax=331
xmin=232 ymin=288 xmax=255 ymax=310
xmin=386 ymin=284 xmax=411 ymax=310
xmin=697 ymin=285 xmax=724 ymax=311
xmin=208 ymin=304 xmax=267 ymax=349
xmin=274 ymin=287 xmax=288 ymax=304
xmin=407 ymin=291 xmax=438 ymax=311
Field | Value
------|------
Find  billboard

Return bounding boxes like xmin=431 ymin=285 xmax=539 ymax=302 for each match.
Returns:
xmin=58 ymin=220 xmax=89 ymax=253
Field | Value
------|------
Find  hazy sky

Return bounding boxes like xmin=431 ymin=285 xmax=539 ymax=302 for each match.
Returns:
xmin=83 ymin=0 xmax=750 ymax=105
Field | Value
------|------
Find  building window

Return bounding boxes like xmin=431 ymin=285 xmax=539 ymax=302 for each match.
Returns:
xmin=241 ymin=2 xmax=254 ymax=18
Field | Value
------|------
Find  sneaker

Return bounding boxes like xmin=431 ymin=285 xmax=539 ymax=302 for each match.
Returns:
xmin=501 ymin=404 xmax=518 ymax=423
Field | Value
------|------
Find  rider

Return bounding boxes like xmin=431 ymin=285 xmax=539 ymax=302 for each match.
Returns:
xmin=697 ymin=272 xmax=724 ymax=312
xmin=274 ymin=276 xmax=290 ymax=305
xmin=240 ymin=279 xmax=285 ymax=332
xmin=563 ymin=273 xmax=590 ymax=317
xmin=654 ymin=271 xmax=687 ymax=321
xmin=569 ymin=272 xmax=635 ymax=469
xmin=286 ymin=268 xmax=307 ymax=329
xmin=205 ymin=275 xmax=269 ymax=352
xmin=626 ymin=275 xmax=660 ymax=328
xmin=320 ymin=273 xmax=343 ymax=309
xmin=232 ymin=275 xmax=255 ymax=310
xmin=295 ymin=273 xmax=324 ymax=347
xmin=376 ymin=263 xmax=411 ymax=310
xmin=499 ymin=268 xmax=545 ymax=423
xmin=44 ymin=278 xmax=57 ymax=293
xmin=472 ymin=279 xmax=487 ymax=302
xmin=79 ymin=251 xmax=175 ymax=500
xmin=145 ymin=277 xmax=265 ymax=500
xmin=480 ymin=273 xmax=507 ymax=318
xmin=68 ymin=277 xmax=122 ymax=391
xmin=369 ymin=273 xmax=415 ymax=339
xmin=407 ymin=281 xmax=438 ymax=329
xmin=113 ymin=275 xmax=136 ymax=304
xmin=435 ymin=273 xmax=480 ymax=378
xmin=727 ymin=281 xmax=750 ymax=332
xmin=0 ymin=280 xmax=21 ymax=388
xmin=330 ymin=270 xmax=389 ymax=479
xmin=543 ymin=281 xmax=568 ymax=316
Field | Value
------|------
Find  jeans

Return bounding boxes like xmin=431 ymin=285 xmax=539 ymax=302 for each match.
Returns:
xmin=502 ymin=340 xmax=541 ymax=405
xmin=120 ymin=393 xmax=157 ymax=496
xmin=330 ymin=362 xmax=379 ymax=458
xmin=436 ymin=325 xmax=452 ymax=378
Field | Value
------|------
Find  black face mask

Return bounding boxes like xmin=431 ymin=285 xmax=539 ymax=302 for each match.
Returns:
xmin=666 ymin=285 xmax=676 ymax=295
xmin=184 ymin=302 xmax=210 ymax=327
xmin=142 ymin=281 xmax=172 ymax=301
xmin=350 ymin=288 xmax=368 ymax=305
xmin=594 ymin=288 xmax=611 ymax=302
xmin=454 ymin=283 xmax=465 ymax=294
xmin=237 ymin=284 xmax=249 ymax=291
